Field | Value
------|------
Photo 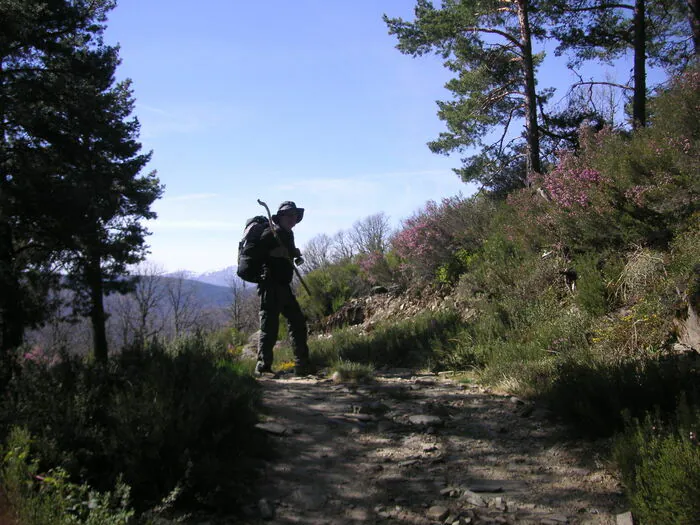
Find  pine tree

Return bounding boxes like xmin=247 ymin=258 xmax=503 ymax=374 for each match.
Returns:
xmin=0 ymin=0 xmax=105 ymax=353
xmin=384 ymin=0 xmax=548 ymax=194
xmin=549 ymin=0 xmax=694 ymax=128
xmin=51 ymin=47 xmax=162 ymax=361
xmin=0 ymin=0 xmax=162 ymax=360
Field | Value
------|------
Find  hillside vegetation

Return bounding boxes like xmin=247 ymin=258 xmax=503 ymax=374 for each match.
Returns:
xmin=291 ymin=69 xmax=700 ymax=524
xmin=2 ymin=57 xmax=698 ymax=525
xmin=1 ymin=0 xmax=698 ymax=523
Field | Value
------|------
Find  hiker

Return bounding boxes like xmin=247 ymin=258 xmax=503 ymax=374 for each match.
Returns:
xmin=253 ymin=201 xmax=311 ymax=377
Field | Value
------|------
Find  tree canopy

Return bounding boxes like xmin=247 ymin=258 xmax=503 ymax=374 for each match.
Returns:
xmin=384 ymin=0 xmax=549 ymax=194
xmin=385 ymin=0 xmax=697 ymax=194
xmin=0 ymin=0 xmax=162 ymax=359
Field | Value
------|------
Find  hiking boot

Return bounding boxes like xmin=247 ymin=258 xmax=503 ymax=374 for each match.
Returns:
xmin=254 ymin=362 xmax=273 ymax=376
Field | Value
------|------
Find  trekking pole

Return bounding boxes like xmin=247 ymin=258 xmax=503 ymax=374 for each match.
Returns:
xmin=257 ymin=199 xmax=312 ymax=296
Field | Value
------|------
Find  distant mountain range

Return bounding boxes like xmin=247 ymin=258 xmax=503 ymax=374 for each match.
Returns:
xmin=158 ymin=266 xmax=257 ymax=309
xmin=166 ymin=266 xmax=237 ymax=288
xmin=192 ymin=266 xmax=237 ymax=288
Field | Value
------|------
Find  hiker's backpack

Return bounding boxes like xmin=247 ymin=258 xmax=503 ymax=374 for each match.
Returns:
xmin=236 ymin=215 xmax=269 ymax=283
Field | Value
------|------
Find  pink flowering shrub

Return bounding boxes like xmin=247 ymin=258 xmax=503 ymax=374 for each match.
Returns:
xmin=22 ymin=346 xmax=60 ymax=366
xmin=356 ymin=250 xmax=399 ymax=287
xmin=391 ymin=195 xmax=494 ymax=285
xmin=508 ymin=114 xmax=687 ymax=253
xmin=392 ymin=209 xmax=449 ymax=259
xmin=543 ymin=159 xmax=607 ymax=210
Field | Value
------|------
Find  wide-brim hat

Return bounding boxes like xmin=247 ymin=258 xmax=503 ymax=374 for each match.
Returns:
xmin=272 ymin=201 xmax=304 ymax=223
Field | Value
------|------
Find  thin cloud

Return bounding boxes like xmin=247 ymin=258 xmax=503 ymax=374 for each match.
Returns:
xmin=275 ymin=178 xmax=377 ymax=195
xmin=135 ymin=102 xmax=240 ymax=138
xmin=150 ymin=220 xmax=237 ymax=232
xmin=276 ymin=169 xmax=456 ymax=189
xmin=135 ymin=103 xmax=173 ymax=116
xmin=162 ymin=193 xmax=219 ymax=202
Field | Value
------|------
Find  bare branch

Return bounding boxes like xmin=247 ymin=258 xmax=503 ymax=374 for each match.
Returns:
xmin=571 ymin=80 xmax=634 ymax=91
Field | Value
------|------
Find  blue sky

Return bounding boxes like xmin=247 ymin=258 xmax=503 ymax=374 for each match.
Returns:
xmin=103 ymin=1 xmax=642 ymax=274
xmin=104 ymin=0 xmax=481 ymax=273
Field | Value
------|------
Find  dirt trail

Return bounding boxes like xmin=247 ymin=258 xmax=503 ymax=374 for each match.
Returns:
xmin=245 ymin=371 xmax=627 ymax=525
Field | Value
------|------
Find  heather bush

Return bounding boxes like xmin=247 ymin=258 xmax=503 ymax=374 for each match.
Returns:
xmin=392 ymin=202 xmax=454 ymax=283
xmin=0 ymin=336 xmax=266 ymax=513
xmin=666 ymin=213 xmax=700 ymax=305
xmin=613 ymin=400 xmax=700 ymax=524
xmin=503 ymin=187 xmax=554 ymax=251
xmin=578 ymin=69 xmax=699 ymax=250
xmin=356 ymin=250 xmax=402 ymax=289
xmin=506 ymin=67 xmax=698 ymax=257
xmin=539 ymin=352 xmax=700 ymax=438
xmin=571 ymin=252 xmax=619 ymax=316
xmin=0 ymin=427 xmax=134 ymax=524
xmin=391 ymin=194 xmax=494 ymax=286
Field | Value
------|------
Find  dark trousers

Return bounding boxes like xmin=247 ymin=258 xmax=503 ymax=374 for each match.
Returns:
xmin=257 ymin=282 xmax=309 ymax=369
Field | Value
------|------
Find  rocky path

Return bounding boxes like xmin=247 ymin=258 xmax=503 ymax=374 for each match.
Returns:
xmin=245 ymin=371 xmax=630 ymax=525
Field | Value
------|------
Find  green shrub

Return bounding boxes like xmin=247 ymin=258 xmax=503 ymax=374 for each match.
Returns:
xmin=454 ymin=234 xmax=526 ymax=308
xmin=540 ymin=354 xmax=700 ymax=438
xmin=357 ymin=250 xmax=403 ymax=289
xmin=452 ymin=265 xmax=591 ymax=385
xmin=613 ymin=401 xmax=700 ymax=524
xmin=590 ymin=299 xmax=674 ymax=362
xmin=298 ymin=260 xmax=365 ymax=321
xmin=0 ymin=336 xmax=266 ymax=512
xmin=435 ymin=248 xmax=472 ymax=286
xmin=573 ymin=253 xmax=611 ymax=316
xmin=667 ymin=214 xmax=700 ymax=308
xmin=0 ymin=427 xmax=134 ymax=524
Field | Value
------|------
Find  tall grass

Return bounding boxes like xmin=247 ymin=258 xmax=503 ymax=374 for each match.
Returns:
xmin=309 ymin=309 xmax=462 ymax=370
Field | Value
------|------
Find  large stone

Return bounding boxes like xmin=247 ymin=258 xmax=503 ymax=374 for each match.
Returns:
xmin=675 ymin=303 xmax=700 ymax=350
xmin=426 ymin=505 xmax=449 ymax=521
xmin=460 ymin=489 xmax=488 ymax=507
xmin=408 ymin=414 xmax=444 ymax=427
xmin=255 ymin=422 xmax=288 ymax=435
xmin=616 ymin=511 xmax=634 ymax=525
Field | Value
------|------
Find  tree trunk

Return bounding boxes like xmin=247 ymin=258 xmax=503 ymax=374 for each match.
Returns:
xmin=0 ymin=60 xmax=23 ymax=354
xmin=517 ymin=0 xmax=541 ymax=174
xmin=0 ymin=220 xmax=26 ymax=353
xmin=632 ymin=0 xmax=647 ymax=127
xmin=87 ymin=253 xmax=109 ymax=362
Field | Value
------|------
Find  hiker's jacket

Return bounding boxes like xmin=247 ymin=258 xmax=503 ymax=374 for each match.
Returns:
xmin=255 ymin=225 xmax=301 ymax=285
